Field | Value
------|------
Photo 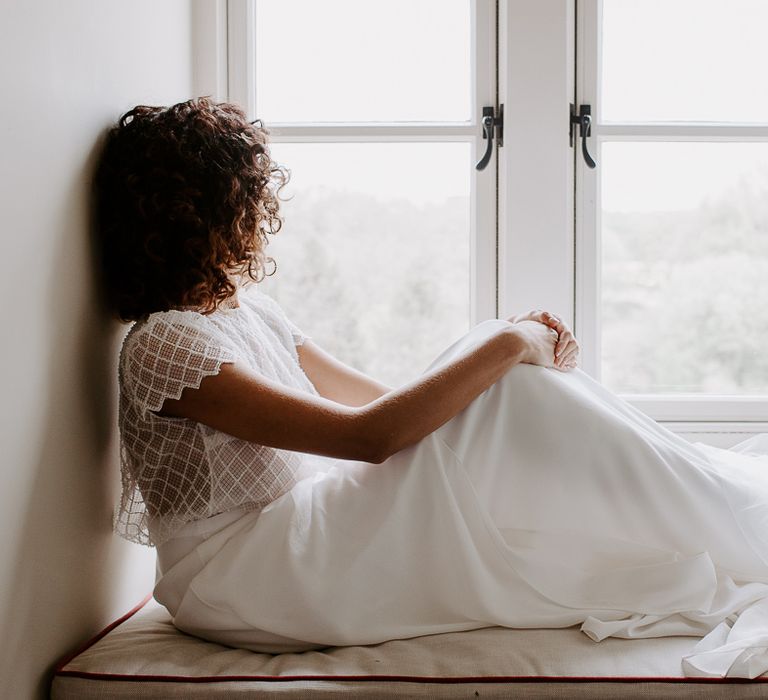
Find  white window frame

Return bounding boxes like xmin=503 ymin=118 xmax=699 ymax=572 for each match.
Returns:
xmin=192 ymin=0 xmax=768 ymax=443
xmin=215 ymin=0 xmax=498 ymax=327
xmin=575 ymin=0 xmax=768 ymax=430
xmin=191 ymin=0 xmax=228 ymax=102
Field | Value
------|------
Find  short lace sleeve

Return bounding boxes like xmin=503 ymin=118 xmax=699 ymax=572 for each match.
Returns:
xmin=123 ymin=313 xmax=237 ymax=420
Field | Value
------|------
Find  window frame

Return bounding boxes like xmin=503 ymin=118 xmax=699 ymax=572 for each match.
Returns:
xmin=575 ymin=0 xmax=768 ymax=425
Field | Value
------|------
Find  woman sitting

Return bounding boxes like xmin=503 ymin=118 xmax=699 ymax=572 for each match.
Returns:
xmin=95 ymin=97 xmax=768 ymax=678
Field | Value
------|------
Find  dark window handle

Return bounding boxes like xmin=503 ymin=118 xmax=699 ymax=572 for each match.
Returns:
xmin=476 ymin=105 xmax=504 ymax=171
xmin=570 ymin=104 xmax=596 ymax=169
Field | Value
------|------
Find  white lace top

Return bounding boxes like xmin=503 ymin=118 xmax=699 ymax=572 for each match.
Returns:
xmin=115 ymin=287 xmax=319 ymax=546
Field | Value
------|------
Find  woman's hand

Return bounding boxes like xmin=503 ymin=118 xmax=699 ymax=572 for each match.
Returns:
xmin=508 ymin=309 xmax=580 ymax=371
xmin=512 ymin=320 xmax=559 ymax=368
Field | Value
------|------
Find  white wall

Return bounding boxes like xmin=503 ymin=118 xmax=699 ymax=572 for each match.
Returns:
xmin=0 ymin=1 xmax=192 ymax=696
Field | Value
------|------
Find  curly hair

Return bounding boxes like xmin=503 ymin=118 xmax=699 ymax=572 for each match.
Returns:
xmin=94 ymin=97 xmax=289 ymax=321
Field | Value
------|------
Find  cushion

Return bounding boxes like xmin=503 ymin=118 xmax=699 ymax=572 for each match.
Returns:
xmin=52 ymin=596 xmax=768 ymax=699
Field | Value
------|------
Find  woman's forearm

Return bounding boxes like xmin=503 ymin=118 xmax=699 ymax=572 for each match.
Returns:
xmin=357 ymin=324 xmax=525 ymax=463
xmin=297 ymin=340 xmax=392 ymax=407
xmin=159 ymin=323 xmax=535 ymax=466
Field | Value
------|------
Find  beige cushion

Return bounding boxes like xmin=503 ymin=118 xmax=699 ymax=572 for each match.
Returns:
xmin=52 ymin=597 xmax=768 ymax=699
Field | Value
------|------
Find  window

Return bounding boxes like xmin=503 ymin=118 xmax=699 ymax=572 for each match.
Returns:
xmin=203 ymin=0 xmax=767 ymax=436
xmin=577 ymin=0 xmax=768 ymax=423
xmin=226 ymin=0 xmax=497 ymax=387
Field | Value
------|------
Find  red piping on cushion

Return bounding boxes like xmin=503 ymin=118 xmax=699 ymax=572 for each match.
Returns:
xmin=52 ymin=595 xmax=768 ymax=685
xmin=53 ymin=593 xmax=153 ymax=674
xmin=52 ymin=671 xmax=768 ymax=685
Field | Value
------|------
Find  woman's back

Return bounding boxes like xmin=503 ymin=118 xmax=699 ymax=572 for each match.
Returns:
xmin=116 ymin=288 xmax=317 ymax=546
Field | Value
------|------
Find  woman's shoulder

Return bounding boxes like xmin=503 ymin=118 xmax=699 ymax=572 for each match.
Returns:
xmin=119 ymin=308 xmax=235 ymax=378
xmin=118 ymin=308 xmax=238 ymax=418
xmin=122 ymin=308 xmax=215 ymax=353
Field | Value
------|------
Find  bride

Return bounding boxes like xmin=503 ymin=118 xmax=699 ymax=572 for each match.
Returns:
xmin=96 ymin=97 xmax=768 ymax=679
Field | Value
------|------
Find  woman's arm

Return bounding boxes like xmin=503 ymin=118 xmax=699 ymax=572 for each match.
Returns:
xmin=296 ymin=340 xmax=392 ymax=406
xmin=159 ymin=321 xmax=555 ymax=464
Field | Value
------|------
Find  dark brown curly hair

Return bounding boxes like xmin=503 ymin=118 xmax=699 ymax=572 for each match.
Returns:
xmin=94 ymin=97 xmax=288 ymax=321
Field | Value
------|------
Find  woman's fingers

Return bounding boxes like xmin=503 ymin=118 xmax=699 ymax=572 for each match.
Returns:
xmin=555 ymin=356 xmax=578 ymax=372
xmin=555 ymin=333 xmax=579 ymax=358
xmin=561 ymin=343 xmax=579 ymax=364
xmin=555 ymin=330 xmax=577 ymax=359
xmin=541 ymin=311 xmax=561 ymax=329
xmin=557 ymin=345 xmax=579 ymax=368
xmin=516 ymin=311 xmax=581 ymax=369
xmin=554 ymin=333 xmax=579 ymax=364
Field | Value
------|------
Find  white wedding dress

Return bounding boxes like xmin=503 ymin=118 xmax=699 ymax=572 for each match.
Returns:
xmin=153 ymin=319 xmax=768 ymax=679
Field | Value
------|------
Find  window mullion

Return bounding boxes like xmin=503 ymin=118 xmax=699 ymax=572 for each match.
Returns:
xmin=192 ymin=0 xmax=228 ymax=100
xmin=471 ymin=0 xmax=497 ymax=325
xmin=227 ymin=0 xmax=256 ymax=117
xmin=498 ymin=0 xmax=576 ymax=325
xmin=575 ymin=0 xmax=601 ymax=378
xmin=599 ymin=124 xmax=768 ymax=141
xmin=265 ymin=124 xmax=477 ymax=143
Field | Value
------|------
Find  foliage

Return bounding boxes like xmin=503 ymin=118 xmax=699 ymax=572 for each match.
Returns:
xmin=602 ymin=175 xmax=768 ymax=394
xmin=261 ymin=190 xmax=469 ymax=387
xmin=262 ymin=176 xmax=768 ymax=394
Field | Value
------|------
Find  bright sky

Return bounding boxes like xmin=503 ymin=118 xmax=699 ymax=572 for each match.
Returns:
xmin=256 ymin=0 xmax=470 ymax=123
xmin=601 ymin=0 xmax=768 ymax=123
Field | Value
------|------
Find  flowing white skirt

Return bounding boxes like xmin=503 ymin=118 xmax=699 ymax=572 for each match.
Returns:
xmin=154 ymin=320 xmax=768 ymax=678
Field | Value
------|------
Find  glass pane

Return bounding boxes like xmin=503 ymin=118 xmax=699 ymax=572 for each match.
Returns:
xmin=602 ymin=0 xmax=768 ymax=123
xmin=601 ymin=142 xmax=768 ymax=394
xmin=255 ymin=0 xmax=471 ymax=122
xmin=260 ymin=143 xmax=471 ymax=387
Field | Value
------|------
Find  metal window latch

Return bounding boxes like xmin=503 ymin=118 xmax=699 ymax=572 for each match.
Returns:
xmin=570 ymin=103 xmax=597 ymax=169
xmin=475 ymin=105 xmax=504 ymax=171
